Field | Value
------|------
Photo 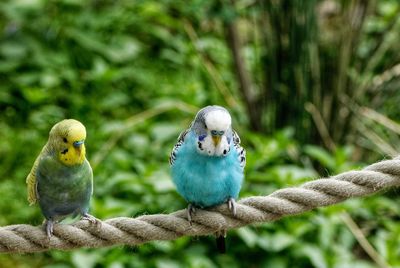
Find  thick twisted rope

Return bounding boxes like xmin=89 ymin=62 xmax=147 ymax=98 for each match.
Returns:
xmin=1 ymin=158 xmax=400 ymax=253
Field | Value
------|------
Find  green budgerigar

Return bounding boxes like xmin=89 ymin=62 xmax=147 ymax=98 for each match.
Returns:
xmin=26 ymin=119 xmax=99 ymax=237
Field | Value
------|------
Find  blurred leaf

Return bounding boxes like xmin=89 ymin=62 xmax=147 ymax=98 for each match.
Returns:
xmin=237 ymin=227 xmax=258 ymax=247
xmin=155 ymin=259 xmax=181 ymax=268
xmin=258 ymin=232 xmax=296 ymax=252
xmin=71 ymin=251 xmax=99 ymax=268
xmin=304 ymin=145 xmax=335 ymax=169
xmin=297 ymin=245 xmax=327 ymax=268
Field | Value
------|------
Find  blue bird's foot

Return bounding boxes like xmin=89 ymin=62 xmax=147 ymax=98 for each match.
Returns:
xmin=187 ymin=204 xmax=196 ymax=225
xmin=82 ymin=213 xmax=101 ymax=226
xmin=227 ymin=198 xmax=237 ymax=216
xmin=44 ymin=219 xmax=54 ymax=238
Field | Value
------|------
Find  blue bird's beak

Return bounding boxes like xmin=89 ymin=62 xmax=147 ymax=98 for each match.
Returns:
xmin=211 ymin=130 xmax=224 ymax=146
xmin=212 ymin=135 xmax=221 ymax=146
xmin=73 ymin=140 xmax=84 ymax=148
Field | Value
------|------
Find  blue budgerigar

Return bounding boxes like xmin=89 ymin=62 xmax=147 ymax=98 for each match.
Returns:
xmin=170 ymin=105 xmax=246 ymax=252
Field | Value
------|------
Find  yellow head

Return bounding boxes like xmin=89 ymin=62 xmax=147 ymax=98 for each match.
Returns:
xmin=48 ymin=119 xmax=87 ymax=166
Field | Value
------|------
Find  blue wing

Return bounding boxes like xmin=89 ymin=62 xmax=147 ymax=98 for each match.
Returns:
xmin=169 ymin=128 xmax=189 ymax=166
xmin=232 ymin=130 xmax=246 ymax=168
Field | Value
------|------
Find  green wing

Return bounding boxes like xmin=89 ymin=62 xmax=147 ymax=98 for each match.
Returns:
xmin=85 ymin=159 xmax=94 ymax=196
xmin=26 ymin=145 xmax=48 ymax=205
xmin=26 ymin=155 xmax=40 ymax=205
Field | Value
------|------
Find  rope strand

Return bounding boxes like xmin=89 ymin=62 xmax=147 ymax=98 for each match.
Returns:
xmin=1 ymin=158 xmax=400 ymax=253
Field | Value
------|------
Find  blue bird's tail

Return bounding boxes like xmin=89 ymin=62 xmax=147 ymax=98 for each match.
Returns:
xmin=216 ymin=235 xmax=226 ymax=253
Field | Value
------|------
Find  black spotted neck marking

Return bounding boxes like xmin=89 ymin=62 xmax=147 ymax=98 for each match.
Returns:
xmin=198 ymin=141 xmax=204 ymax=151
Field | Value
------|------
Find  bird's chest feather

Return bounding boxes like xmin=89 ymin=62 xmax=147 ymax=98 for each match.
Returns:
xmin=197 ymin=134 xmax=230 ymax=157
xmin=171 ymin=133 xmax=243 ymax=207
xmin=37 ymin=156 xmax=92 ymax=202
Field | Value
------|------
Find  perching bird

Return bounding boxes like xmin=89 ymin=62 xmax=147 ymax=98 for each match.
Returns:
xmin=169 ymin=105 xmax=246 ymax=253
xmin=26 ymin=119 xmax=99 ymax=237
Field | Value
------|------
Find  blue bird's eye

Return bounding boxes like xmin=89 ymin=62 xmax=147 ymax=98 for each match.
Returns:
xmin=211 ymin=130 xmax=224 ymax=136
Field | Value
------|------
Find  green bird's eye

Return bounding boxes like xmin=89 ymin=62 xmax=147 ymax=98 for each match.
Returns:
xmin=63 ymin=138 xmax=67 ymax=143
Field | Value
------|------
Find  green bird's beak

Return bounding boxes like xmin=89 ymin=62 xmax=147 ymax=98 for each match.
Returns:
xmin=73 ymin=140 xmax=84 ymax=155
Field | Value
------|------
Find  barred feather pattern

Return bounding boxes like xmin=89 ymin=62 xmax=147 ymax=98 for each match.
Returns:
xmin=169 ymin=129 xmax=189 ymax=165
xmin=232 ymin=130 xmax=246 ymax=168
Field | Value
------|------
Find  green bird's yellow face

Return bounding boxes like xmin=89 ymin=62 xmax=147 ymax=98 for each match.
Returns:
xmin=49 ymin=119 xmax=87 ymax=166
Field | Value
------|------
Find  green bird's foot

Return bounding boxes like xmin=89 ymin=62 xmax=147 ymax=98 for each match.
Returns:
xmin=82 ymin=213 xmax=101 ymax=226
xmin=44 ymin=219 xmax=54 ymax=238
xmin=227 ymin=198 xmax=237 ymax=216
xmin=187 ymin=204 xmax=196 ymax=225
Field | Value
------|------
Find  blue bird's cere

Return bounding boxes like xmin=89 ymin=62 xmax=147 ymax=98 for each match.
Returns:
xmin=169 ymin=105 xmax=246 ymax=252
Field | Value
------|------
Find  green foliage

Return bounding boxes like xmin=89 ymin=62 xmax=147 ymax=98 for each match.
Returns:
xmin=1 ymin=0 xmax=400 ymax=267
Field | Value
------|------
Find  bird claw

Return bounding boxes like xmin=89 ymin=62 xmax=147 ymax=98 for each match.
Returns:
xmin=227 ymin=198 xmax=237 ymax=216
xmin=44 ymin=219 xmax=54 ymax=238
xmin=187 ymin=204 xmax=196 ymax=225
xmin=82 ymin=213 xmax=101 ymax=226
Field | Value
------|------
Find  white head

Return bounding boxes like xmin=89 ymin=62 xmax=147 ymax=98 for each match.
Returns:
xmin=205 ymin=109 xmax=232 ymax=133
xmin=191 ymin=105 xmax=233 ymax=157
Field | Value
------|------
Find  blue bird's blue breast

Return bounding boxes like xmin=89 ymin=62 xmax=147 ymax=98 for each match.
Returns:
xmin=171 ymin=131 xmax=244 ymax=208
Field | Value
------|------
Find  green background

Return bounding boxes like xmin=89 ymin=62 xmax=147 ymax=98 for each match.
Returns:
xmin=1 ymin=0 xmax=400 ymax=267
